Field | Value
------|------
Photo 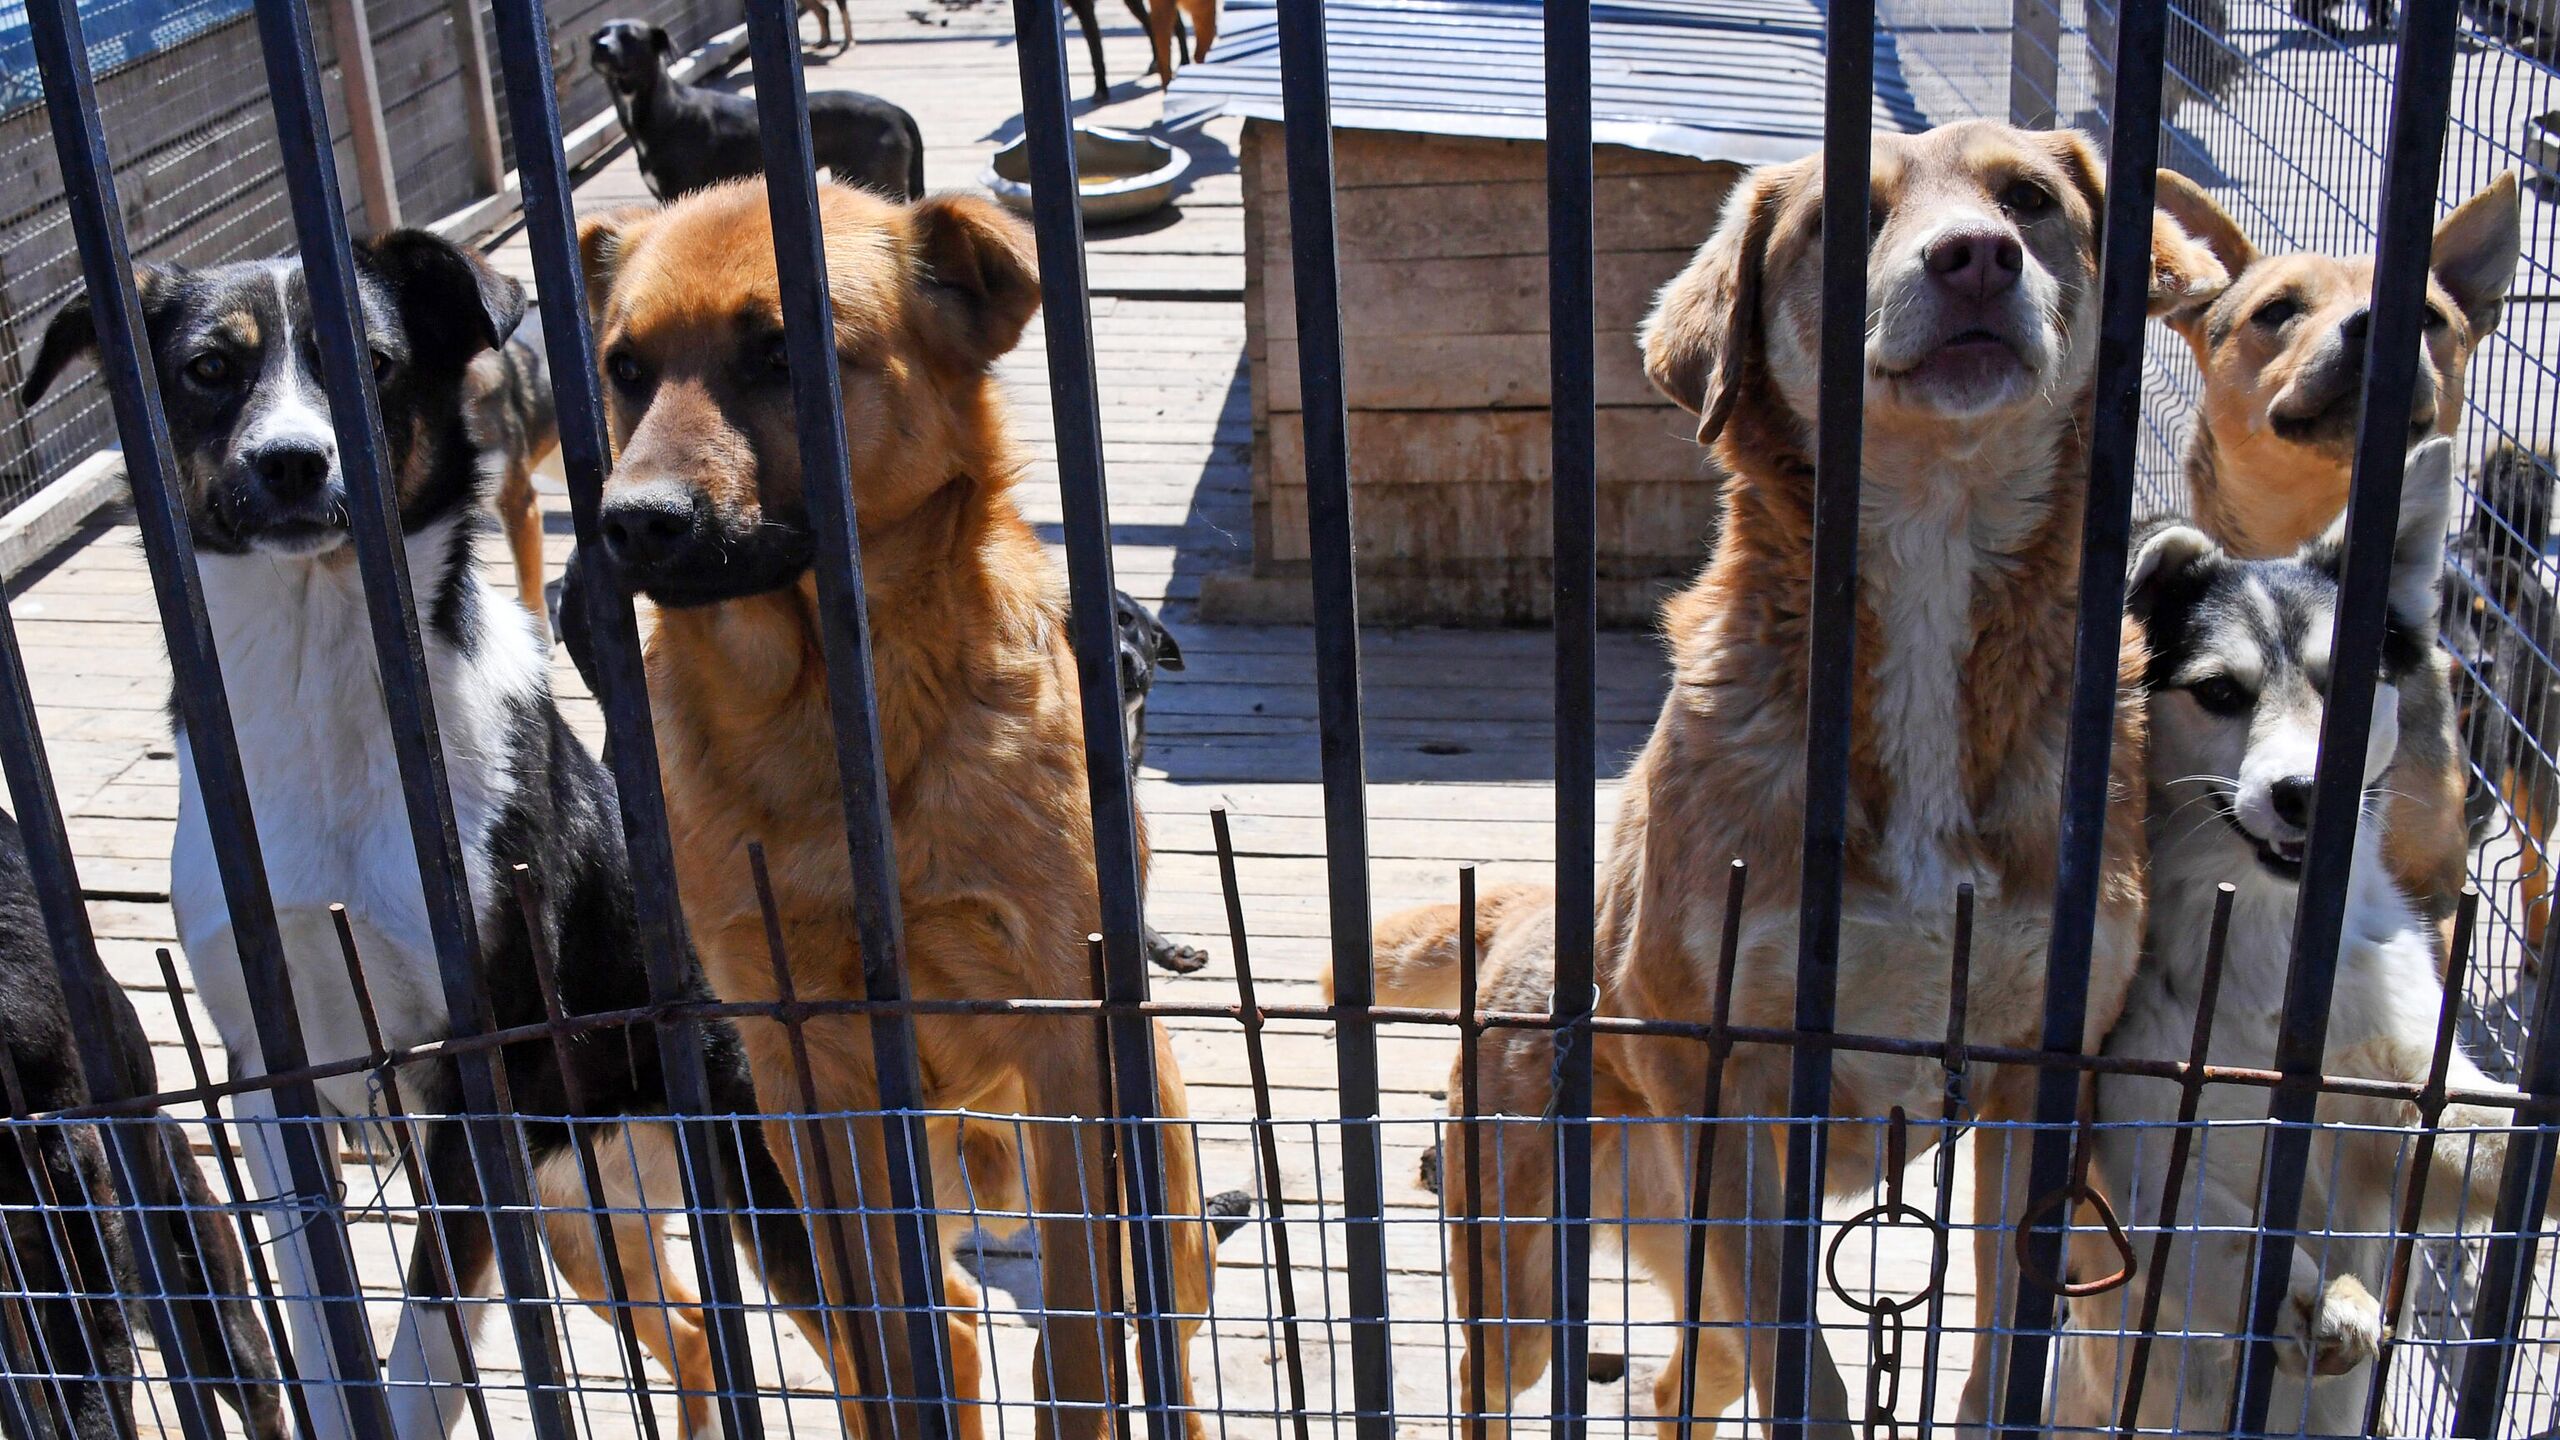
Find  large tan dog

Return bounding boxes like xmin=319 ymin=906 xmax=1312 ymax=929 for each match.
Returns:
xmin=1357 ymin=121 xmax=2229 ymax=1436
xmin=2152 ymin=170 xmax=2521 ymax=933
xmin=577 ymin=180 xmax=1213 ymax=1440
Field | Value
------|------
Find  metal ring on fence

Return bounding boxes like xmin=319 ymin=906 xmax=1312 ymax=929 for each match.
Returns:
xmin=2012 ymin=1181 xmax=2135 ymax=1300
xmin=1823 ymin=1200 xmax=1947 ymax=1317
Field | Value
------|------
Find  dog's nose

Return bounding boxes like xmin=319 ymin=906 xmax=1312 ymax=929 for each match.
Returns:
xmin=600 ymin=483 xmax=699 ymax=567
xmin=2270 ymin=775 xmax=2315 ymax=830
xmin=250 ymin=443 xmax=333 ymax=503
xmin=2339 ymin=306 xmax=2370 ymax=347
xmin=1923 ymin=226 xmax=2023 ymax=301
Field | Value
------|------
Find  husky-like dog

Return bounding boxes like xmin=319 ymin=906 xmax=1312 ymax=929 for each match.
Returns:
xmin=2058 ymin=437 xmax=2526 ymax=1434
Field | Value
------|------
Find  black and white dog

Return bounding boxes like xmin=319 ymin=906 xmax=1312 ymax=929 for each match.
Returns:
xmin=20 ymin=235 xmax=827 ymax=1440
xmin=589 ymin=19 xmax=924 ymax=203
xmin=0 ymin=808 xmax=285 ymax=1440
xmin=2057 ymin=438 xmax=2528 ymax=1433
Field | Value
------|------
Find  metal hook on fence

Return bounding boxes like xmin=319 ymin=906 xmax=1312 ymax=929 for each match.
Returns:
xmin=2012 ymin=1107 xmax=2133 ymax=1300
xmin=1821 ymin=1107 xmax=1946 ymax=1437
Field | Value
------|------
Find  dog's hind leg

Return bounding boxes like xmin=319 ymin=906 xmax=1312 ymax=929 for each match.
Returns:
xmin=1699 ymin=1116 xmax=1854 ymax=1438
xmin=497 ymin=461 xmax=547 ymax=624
xmin=536 ymin=1125 xmax=724 ymax=1440
xmin=1145 ymin=0 xmax=1178 ymax=83
xmin=835 ymin=0 xmax=854 ymax=49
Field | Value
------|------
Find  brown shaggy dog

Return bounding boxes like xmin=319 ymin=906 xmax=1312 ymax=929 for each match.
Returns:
xmin=577 ymin=180 xmax=1213 ymax=1440
xmin=2152 ymin=170 xmax=2521 ymax=935
xmin=1355 ymin=121 xmax=2228 ymax=1435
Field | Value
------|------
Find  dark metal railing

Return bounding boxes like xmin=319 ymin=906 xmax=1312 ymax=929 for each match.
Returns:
xmin=0 ymin=0 xmax=2536 ymax=1432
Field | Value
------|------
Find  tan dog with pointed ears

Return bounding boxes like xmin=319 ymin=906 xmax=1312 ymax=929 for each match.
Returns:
xmin=1349 ymin=119 xmax=2227 ymax=1437
xmin=2152 ymin=170 xmax=2521 ymax=933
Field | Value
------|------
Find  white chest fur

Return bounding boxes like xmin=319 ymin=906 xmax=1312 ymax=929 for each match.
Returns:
xmin=1863 ymin=470 xmax=2000 ymax=905
xmin=169 ymin=520 xmax=546 ymax=1111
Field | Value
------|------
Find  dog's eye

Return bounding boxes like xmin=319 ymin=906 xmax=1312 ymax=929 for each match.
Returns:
xmin=763 ymin=336 xmax=793 ymax=378
xmin=370 ymin=348 xmax=395 ymax=383
xmin=606 ymin=350 xmax=647 ymax=389
xmin=1999 ymin=180 xmax=2053 ymax=216
xmin=183 ymin=352 xmax=230 ymax=387
xmin=2424 ymin=303 xmax=2452 ymax=332
xmin=2251 ymin=297 xmax=2302 ymax=330
xmin=2185 ymin=675 xmax=2253 ymax=716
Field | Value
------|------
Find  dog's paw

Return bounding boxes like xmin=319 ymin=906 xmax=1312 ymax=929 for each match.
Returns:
xmin=2280 ymin=1273 xmax=2384 ymax=1378
xmin=1146 ymin=929 xmax=1211 ymax=974
xmin=1418 ymin=1142 xmax=1442 ymax=1195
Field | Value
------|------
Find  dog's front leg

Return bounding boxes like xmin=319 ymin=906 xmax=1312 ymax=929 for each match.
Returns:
xmin=1954 ymin=1070 xmax=2043 ymax=1436
xmin=382 ymin=1116 xmax=504 ymax=1440
xmin=1708 ymin=1113 xmax=1853 ymax=1437
xmin=227 ymin=1068 xmax=373 ymax=1440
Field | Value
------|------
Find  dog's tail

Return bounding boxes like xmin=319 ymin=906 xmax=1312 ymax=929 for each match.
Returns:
xmin=1329 ymin=883 xmax=1549 ymax=1010
xmin=906 ymin=110 xmax=927 ymax=201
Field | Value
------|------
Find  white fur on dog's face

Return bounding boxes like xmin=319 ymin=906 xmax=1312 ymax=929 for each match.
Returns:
xmin=2133 ymin=437 xmax=2457 ymax=878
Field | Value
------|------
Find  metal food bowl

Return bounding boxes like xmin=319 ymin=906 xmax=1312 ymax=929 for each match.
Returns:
xmin=981 ymin=123 xmax=1189 ymax=225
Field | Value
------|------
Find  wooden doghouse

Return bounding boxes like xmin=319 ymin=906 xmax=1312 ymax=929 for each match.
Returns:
xmin=1173 ymin=0 xmax=1911 ymax=626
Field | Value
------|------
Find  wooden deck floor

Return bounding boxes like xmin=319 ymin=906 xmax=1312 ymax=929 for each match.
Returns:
xmin=13 ymin=0 xmax=2545 ymax=1432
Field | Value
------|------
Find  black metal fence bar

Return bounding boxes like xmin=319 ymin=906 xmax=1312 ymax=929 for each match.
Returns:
xmin=735 ymin=0 xmax=961 ymax=1429
xmin=476 ymin=0 xmax=791 ymax=1434
xmin=2455 ymin=935 xmax=2560 ymax=1435
xmin=1774 ymin=0 xmax=1874 ymax=1427
xmin=1544 ymin=0 xmax=1599 ymax=1430
xmin=244 ymin=1 xmax=588 ymax=1431
xmin=1267 ymin=1 xmax=1395 ymax=1434
xmin=999 ymin=0 xmax=1190 ymax=1429
xmin=1996 ymin=0 xmax=2169 ymax=1426
xmin=19 ymin=2 xmax=395 ymax=1432
xmin=0 ymin=551 xmax=227 ymax=1440
xmin=2231 ymin=0 xmax=2465 ymax=1430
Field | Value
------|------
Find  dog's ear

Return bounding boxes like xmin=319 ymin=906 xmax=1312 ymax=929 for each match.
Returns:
xmin=650 ymin=23 xmax=674 ymax=58
xmin=1642 ymin=162 xmax=1790 ymax=446
xmin=2152 ymin=171 xmax=2256 ymax=283
xmin=18 ymin=268 xmax=182 ymax=407
xmin=361 ymin=230 xmax=526 ymax=370
xmin=2126 ymin=521 xmax=2217 ymax=622
xmin=2147 ymin=211 xmax=2228 ymax=321
xmin=577 ymin=207 xmax=660 ymax=328
xmin=2431 ymin=171 xmax=2520 ymax=339
xmin=911 ymin=193 xmax=1042 ymax=371
xmin=2387 ymin=436 xmax=2457 ymax=635
xmin=20 ymin=291 xmax=98 ymax=409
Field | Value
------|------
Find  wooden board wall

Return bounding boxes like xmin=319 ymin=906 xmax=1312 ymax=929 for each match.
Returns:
xmin=1214 ymin=120 xmax=1738 ymax=628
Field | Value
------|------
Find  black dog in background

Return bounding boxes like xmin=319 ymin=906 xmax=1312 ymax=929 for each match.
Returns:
xmin=557 ymin=560 xmax=1209 ymax=972
xmin=0 ymin=809 xmax=285 ymax=1440
xmin=2448 ymin=443 xmax=2560 ymax=953
xmin=588 ymin=20 xmax=923 ymax=203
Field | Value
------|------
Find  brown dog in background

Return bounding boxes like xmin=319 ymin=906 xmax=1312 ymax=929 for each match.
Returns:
xmin=578 ymin=181 xmax=1217 ymax=1440
xmin=2152 ymin=170 xmax=2521 ymax=931
xmin=1348 ymin=121 xmax=2227 ymax=1435
xmin=464 ymin=307 xmax=558 ymax=621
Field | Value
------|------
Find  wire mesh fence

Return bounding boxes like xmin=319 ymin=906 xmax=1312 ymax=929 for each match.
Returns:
xmin=0 ymin=0 xmax=2557 ymax=1434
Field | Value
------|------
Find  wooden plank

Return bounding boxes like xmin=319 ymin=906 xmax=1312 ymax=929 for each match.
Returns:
xmin=326 ymin=0 xmax=404 ymax=232
xmin=1245 ymin=120 xmax=1713 ymax=193
xmin=1256 ymin=479 xmax=1717 ymax=567
xmin=1265 ymin=407 xmax=1710 ymax=491
xmin=1265 ymin=331 xmax=1670 ymax=412
xmin=1261 ymin=166 xmax=1738 ymax=263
